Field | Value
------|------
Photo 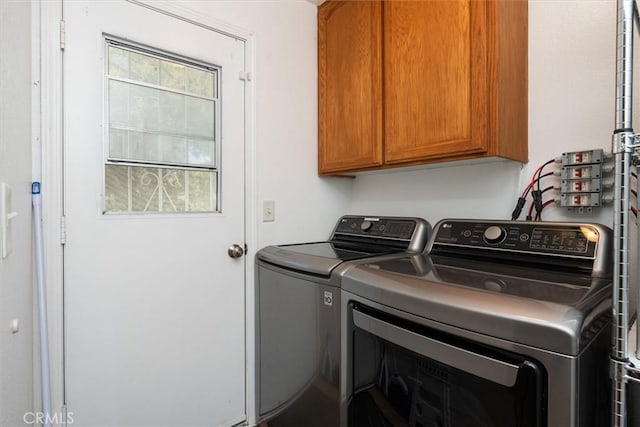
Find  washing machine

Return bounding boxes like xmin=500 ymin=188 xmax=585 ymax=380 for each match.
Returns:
xmin=256 ymin=215 xmax=431 ymax=426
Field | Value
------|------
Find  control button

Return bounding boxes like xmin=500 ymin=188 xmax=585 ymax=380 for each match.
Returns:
xmin=483 ymin=226 xmax=506 ymax=244
xmin=361 ymin=221 xmax=373 ymax=232
xmin=484 ymin=279 xmax=505 ymax=292
xmin=519 ymin=233 xmax=530 ymax=242
xmin=462 ymin=230 xmax=472 ymax=238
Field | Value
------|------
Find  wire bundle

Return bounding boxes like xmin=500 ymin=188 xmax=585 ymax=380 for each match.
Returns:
xmin=511 ymin=159 xmax=558 ymax=221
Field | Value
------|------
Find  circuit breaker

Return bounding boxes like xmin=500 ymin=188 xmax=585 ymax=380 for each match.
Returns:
xmin=558 ymin=149 xmax=611 ymax=212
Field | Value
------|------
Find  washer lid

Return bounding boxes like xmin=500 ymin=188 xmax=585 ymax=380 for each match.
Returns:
xmin=257 ymin=242 xmax=393 ymax=277
xmin=342 ymin=254 xmax=611 ymax=355
xmin=256 ymin=216 xmax=431 ymax=277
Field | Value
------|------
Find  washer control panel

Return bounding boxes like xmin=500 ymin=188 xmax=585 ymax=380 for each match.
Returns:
xmin=334 ymin=216 xmax=417 ymax=240
xmin=332 ymin=216 xmax=432 ymax=254
xmin=431 ymin=220 xmax=602 ymax=258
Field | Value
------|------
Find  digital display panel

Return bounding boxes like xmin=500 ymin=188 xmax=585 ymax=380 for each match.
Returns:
xmin=530 ymin=228 xmax=591 ymax=254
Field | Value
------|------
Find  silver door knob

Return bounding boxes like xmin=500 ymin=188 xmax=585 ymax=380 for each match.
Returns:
xmin=228 ymin=244 xmax=244 ymax=258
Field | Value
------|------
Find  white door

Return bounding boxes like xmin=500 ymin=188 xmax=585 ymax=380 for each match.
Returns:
xmin=63 ymin=2 xmax=246 ymax=425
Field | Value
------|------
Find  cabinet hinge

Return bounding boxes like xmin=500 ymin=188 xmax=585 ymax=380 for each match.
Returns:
xmin=59 ymin=20 xmax=66 ymax=50
xmin=239 ymin=71 xmax=252 ymax=81
xmin=60 ymin=215 xmax=66 ymax=245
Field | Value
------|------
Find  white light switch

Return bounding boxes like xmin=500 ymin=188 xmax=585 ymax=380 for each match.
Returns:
xmin=263 ymin=200 xmax=275 ymax=222
xmin=1 ymin=183 xmax=18 ymax=259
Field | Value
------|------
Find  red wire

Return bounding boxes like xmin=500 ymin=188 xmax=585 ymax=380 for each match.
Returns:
xmin=520 ymin=163 xmax=555 ymax=198
xmin=521 ymin=164 xmax=546 ymax=197
xmin=528 ymin=199 xmax=556 ymax=219
xmin=518 ymin=160 xmax=556 ymax=221
xmin=527 ymin=187 xmax=555 ymax=219
xmin=541 ymin=200 xmax=555 ymax=210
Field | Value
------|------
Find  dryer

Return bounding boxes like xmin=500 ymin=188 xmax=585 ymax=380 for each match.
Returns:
xmin=341 ymin=219 xmax=612 ymax=427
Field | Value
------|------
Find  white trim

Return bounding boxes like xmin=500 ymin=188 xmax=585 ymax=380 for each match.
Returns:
xmin=126 ymin=0 xmax=253 ymax=41
xmin=243 ymin=29 xmax=258 ymax=427
xmin=31 ymin=0 xmax=42 ymax=417
xmin=39 ymin=1 xmax=258 ymax=424
xmin=39 ymin=0 xmax=65 ymax=424
xmin=32 ymin=0 xmax=42 ymax=181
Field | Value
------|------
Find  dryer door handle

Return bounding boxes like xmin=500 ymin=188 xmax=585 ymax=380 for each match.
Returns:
xmin=353 ymin=309 xmax=520 ymax=387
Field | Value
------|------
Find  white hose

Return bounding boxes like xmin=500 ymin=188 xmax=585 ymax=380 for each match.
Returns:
xmin=32 ymin=182 xmax=52 ymax=427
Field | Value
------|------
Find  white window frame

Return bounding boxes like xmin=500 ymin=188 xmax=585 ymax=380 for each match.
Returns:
xmin=102 ymin=35 xmax=222 ymax=214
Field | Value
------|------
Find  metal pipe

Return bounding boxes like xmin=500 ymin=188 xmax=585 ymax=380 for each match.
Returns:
xmin=613 ymin=0 xmax=634 ymax=358
xmin=612 ymin=1 xmax=637 ymax=426
xmin=616 ymin=1 xmax=635 ymax=130
xmin=614 ymin=150 xmax=632 ymax=362
xmin=613 ymin=149 xmax=632 ymax=427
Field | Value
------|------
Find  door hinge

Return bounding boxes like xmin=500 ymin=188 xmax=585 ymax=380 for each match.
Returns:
xmin=59 ymin=20 xmax=66 ymax=50
xmin=239 ymin=71 xmax=252 ymax=81
xmin=60 ymin=215 xmax=66 ymax=245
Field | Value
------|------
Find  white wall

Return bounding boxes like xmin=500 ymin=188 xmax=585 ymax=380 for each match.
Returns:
xmin=169 ymin=0 xmax=353 ymax=248
xmin=0 ymin=0 xmax=34 ymax=425
xmin=349 ymin=0 xmax=616 ymax=229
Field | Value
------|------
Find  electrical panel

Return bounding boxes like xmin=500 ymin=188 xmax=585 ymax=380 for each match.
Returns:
xmin=511 ymin=148 xmax=614 ymax=220
xmin=559 ymin=149 xmax=611 ymax=213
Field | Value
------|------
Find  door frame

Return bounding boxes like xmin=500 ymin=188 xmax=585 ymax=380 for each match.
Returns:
xmin=38 ymin=0 xmax=258 ymax=423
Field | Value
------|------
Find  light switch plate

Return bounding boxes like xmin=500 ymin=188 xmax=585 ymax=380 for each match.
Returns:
xmin=263 ymin=200 xmax=275 ymax=222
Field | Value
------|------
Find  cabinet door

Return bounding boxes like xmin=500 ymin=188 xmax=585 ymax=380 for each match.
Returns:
xmin=318 ymin=1 xmax=383 ymax=174
xmin=384 ymin=1 xmax=489 ymax=164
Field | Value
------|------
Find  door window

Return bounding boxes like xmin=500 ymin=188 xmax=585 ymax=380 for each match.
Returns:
xmin=104 ymin=39 xmax=220 ymax=213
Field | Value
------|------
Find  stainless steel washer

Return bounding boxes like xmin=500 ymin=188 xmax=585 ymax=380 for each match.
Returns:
xmin=341 ymin=219 xmax=613 ymax=427
xmin=256 ymin=215 xmax=431 ymax=426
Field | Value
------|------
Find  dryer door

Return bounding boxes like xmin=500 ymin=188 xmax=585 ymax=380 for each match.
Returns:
xmin=347 ymin=304 xmax=546 ymax=427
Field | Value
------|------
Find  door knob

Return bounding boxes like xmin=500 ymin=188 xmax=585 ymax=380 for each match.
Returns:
xmin=228 ymin=244 xmax=244 ymax=258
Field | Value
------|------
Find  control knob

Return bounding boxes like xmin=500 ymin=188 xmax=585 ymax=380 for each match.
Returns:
xmin=361 ymin=220 xmax=373 ymax=232
xmin=483 ymin=225 xmax=506 ymax=244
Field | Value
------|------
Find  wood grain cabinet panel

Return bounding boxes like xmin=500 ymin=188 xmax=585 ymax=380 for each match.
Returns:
xmin=384 ymin=1 xmax=488 ymax=163
xmin=318 ymin=1 xmax=383 ymax=173
xmin=317 ymin=0 xmax=527 ymax=175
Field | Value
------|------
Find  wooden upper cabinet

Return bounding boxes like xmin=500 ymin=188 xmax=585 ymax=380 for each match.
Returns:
xmin=384 ymin=1 xmax=488 ymax=164
xmin=318 ymin=0 xmax=527 ymax=175
xmin=318 ymin=1 xmax=383 ymax=173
